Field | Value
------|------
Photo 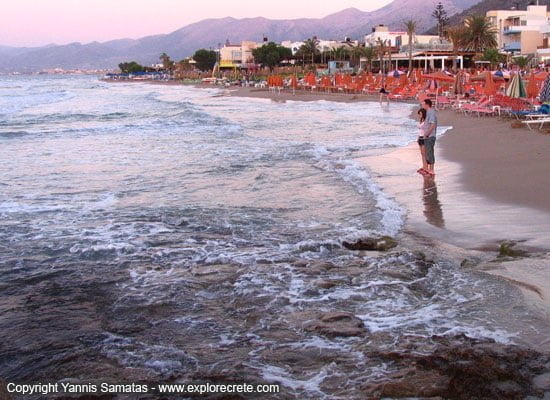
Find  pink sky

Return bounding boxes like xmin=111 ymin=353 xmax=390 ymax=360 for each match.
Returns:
xmin=0 ymin=0 xmax=392 ymax=47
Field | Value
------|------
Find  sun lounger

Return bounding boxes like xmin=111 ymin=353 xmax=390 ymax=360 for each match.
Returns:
xmin=521 ymin=118 xmax=550 ymax=130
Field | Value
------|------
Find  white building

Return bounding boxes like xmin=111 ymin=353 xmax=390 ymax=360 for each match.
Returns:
xmin=281 ymin=41 xmax=305 ymax=55
xmin=281 ymin=39 xmax=360 ymax=56
xmin=365 ymin=25 xmax=406 ymax=47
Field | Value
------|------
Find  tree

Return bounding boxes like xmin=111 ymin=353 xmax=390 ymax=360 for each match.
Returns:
xmin=463 ymin=15 xmax=497 ymax=53
xmin=193 ymin=49 xmax=217 ymax=71
xmin=351 ymin=46 xmax=365 ymax=67
xmin=363 ymin=45 xmax=376 ymax=72
xmin=252 ymin=42 xmax=292 ymax=72
xmin=300 ymin=38 xmax=320 ymax=65
xmin=446 ymin=25 xmax=468 ymax=70
xmin=432 ymin=2 xmax=449 ymax=41
xmin=481 ymin=48 xmax=503 ymax=66
xmin=513 ymin=55 xmax=531 ymax=69
xmin=118 ymin=61 xmax=145 ymax=73
xmin=333 ymin=47 xmax=347 ymax=61
xmin=159 ymin=53 xmax=174 ymax=71
xmin=405 ymin=20 xmax=418 ymax=72
xmin=376 ymin=38 xmax=388 ymax=74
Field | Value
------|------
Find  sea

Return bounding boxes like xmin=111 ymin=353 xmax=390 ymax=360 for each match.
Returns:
xmin=0 ymin=75 xmax=548 ymax=399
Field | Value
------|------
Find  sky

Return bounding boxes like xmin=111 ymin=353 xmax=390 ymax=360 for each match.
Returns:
xmin=0 ymin=0 xmax=393 ymax=47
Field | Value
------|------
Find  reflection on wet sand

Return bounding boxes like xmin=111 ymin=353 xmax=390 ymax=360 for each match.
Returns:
xmin=422 ymin=176 xmax=445 ymax=228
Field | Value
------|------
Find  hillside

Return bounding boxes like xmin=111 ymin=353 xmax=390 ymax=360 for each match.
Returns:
xmin=0 ymin=0 xmax=482 ymax=72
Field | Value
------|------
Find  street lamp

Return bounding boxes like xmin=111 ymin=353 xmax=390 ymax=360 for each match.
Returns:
xmin=217 ymin=42 xmax=221 ymax=78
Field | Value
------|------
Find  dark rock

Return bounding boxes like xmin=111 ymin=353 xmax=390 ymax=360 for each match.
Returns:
xmin=365 ymin=369 xmax=450 ymax=398
xmin=315 ymin=279 xmax=348 ymax=289
xmin=342 ymin=236 xmax=397 ymax=251
xmin=498 ymin=241 xmax=528 ymax=258
xmin=366 ymin=335 xmax=549 ymax=399
xmin=303 ymin=312 xmax=367 ymax=338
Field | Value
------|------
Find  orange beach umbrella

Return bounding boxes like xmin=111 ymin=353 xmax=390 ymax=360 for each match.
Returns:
xmin=290 ymin=75 xmax=298 ymax=89
xmin=421 ymin=71 xmax=454 ymax=82
xmin=527 ymin=72 xmax=539 ymax=98
xmin=535 ymin=71 xmax=549 ymax=81
xmin=305 ymin=72 xmax=316 ymax=86
xmin=484 ymin=71 xmax=496 ymax=96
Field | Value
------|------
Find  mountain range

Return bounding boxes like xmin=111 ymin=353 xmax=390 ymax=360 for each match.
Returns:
xmin=0 ymin=0 xmax=482 ymax=72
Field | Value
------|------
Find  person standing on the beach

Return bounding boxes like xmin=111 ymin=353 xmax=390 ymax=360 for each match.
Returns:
xmin=422 ymin=99 xmax=437 ymax=176
xmin=379 ymin=80 xmax=389 ymax=104
xmin=416 ymin=108 xmax=429 ymax=175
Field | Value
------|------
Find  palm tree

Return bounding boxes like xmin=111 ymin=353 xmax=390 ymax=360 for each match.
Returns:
xmin=388 ymin=40 xmax=393 ymax=72
xmin=350 ymin=46 xmax=364 ymax=67
xmin=159 ymin=53 xmax=173 ymax=71
xmin=362 ymin=45 xmax=376 ymax=72
xmin=463 ymin=15 xmax=497 ymax=54
xmin=302 ymin=38 xmax=320 ymax=65
xmin=404 ymin=20 xmax=417 ymax=72
xmin=333 ymin=47 xmax=347 ymax=61
xmin=514 ymin=55 xmax=531 ymax=69
xmin=446 ymin=25 xmax=468 ymax=71
xmin=376 ymin=38 xmax=387 ymax=74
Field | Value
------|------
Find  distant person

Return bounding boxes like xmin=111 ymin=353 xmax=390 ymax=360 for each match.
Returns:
xmin=379 ymin=81 xmax=389 ymax=104
xmin=422 ymin=99 xmax=437 ymax=176
xmin=416 ymin=108 xmax=429 ymax=175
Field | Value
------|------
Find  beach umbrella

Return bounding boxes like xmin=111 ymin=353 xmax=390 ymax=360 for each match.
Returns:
xmin=484 ymin=71 xmax=496 ymax=96
xmin=321 ymin=75 xmax=332 ymax=88
xmin=540 ymin=75 xmax=550 ymax=102
xmin=290 ymin=75 xmax=298 ymax=88
xmin=365 ymin=71 xmax=374 ymax=84
xmin=428 ymin=79 xmax=438 ymax=91
xmin=470 ymin=71 xmax=505 ymax=82
xmin=454 ymin=70 xmax=464 ymax=95
xmin=415 ymin=68 xmax=424 ymax=84
xmin=506 ymin=73 xmax=527 ymax=98
xmin=393 ymin=69 xmax=401 ymax=78
xmin=343 ymin=74 xmax=352 ymax=85
xmin=526 ymin=72 xmax=539 ymax=99
xmin=422 ymin=71 xmax=454 ymax=83
xmin=494 ymin=70 xmax=504 ymax=78
xmin=399 ymin=73 xmax=409 ymax=88
xmin=305 ymin=72 xmax=316 ymax=86
xmin=535 ymin=71 xmax=549 ymax=81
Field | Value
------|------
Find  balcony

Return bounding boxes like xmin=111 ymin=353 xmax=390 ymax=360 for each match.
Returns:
xmin=503 ymin=42 xmax=521 ymax=52
xmin=504 ymin=26 xmax=522 ymax=34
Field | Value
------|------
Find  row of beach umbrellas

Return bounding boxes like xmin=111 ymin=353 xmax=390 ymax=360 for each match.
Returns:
xmin=267 ymin=69 xmax=550 ymax=100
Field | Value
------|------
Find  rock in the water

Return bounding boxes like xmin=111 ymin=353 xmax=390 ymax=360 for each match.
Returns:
xmin=366 ymin=369 xmax=450 ymax=398
xmin=498 ymin=241 xmax=528 ymax=258
xmin=342 ymin=236 xmax=397 ymax=251
xmin=365 ymin=335 xmax=548 ymax=399
xmin=303 ymin=312 xmax=367 ymax=338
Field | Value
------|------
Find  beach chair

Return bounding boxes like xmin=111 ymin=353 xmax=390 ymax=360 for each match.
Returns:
xmin=388 ymin=88 xmax=404 ymax=100
xmin=521 ymin=117 xmax=550 ymax=130
xmin=435 ymin=96 xmax=451 ymax=110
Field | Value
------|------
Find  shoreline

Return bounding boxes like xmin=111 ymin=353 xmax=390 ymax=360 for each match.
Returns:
xmin=215 ymin=85 xmax=550 ymax=340
xmin=105 ymin=80 xmax=550 ymax=341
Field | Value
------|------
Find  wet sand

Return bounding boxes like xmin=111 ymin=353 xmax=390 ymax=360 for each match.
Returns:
xmin=355 ymin=109 xmax=550 ymax=325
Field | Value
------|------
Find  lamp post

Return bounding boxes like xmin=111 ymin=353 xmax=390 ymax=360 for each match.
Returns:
xmin=217 ymin=42 xmax=221 ymax=79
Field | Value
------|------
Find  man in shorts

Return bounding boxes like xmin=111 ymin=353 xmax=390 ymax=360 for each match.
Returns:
xmin=422 ymin=99 xmax=437 ymax=176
